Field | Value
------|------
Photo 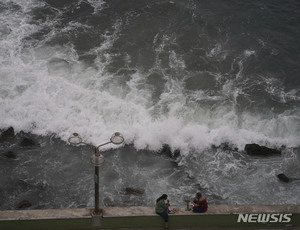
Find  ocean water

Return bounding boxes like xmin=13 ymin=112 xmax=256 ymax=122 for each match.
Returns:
xmin=0 ymin=0 xmax=300 ymax=210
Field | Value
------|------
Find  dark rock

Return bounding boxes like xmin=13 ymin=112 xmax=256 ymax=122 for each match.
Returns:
xmin=19 ymin=138 xmax=35 ymax=147
xmin=221 ymin=143 xmax=238 ymax=151
xmin=124 ymin=187 xmax=144 ymax=196
xmin=173 ymin=149 xmax=181 ymax=158
xmin=277 ymin=173 xmax=300 ymax=183
xmin=159 ymin=144 xmax=172 ymax=158
xmin=277 ymin=173 xmax=290 ymax=183
xmin=244 ymin=143 xmax=281 ymax=156
xmin=212 ymin=143 xmax=239 ymax=151
xmin=3 ymin=151 xmax=17 ymax=159
xmin=0 ymin=127 xmax=15 ymax=142
xmin=159 ymin=144 xmax=181 ymax=159
xmin=17 ymin=200 xmax=32 ymax=209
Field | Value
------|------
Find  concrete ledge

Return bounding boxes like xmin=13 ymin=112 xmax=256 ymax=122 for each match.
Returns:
xmin=102 ymin=204 xmax=300 ymax=216
xmin=0 ymin=205 xmax=299 ymax=230
xmin=1 ymin=205 xmax=299 ymax=219
xmin=0 ymin=208 xmax=91 ymax=221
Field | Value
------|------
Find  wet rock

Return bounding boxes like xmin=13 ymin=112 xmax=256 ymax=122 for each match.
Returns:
xmin=173 ymin=149 xmax=181 ymax=159
xmin=0 ymin=127 xmax=15 ymax=142
xmin=124 ymin=187 xmax=144 ymax=196
xmin=159 ymin=144 xmax=172 ymax=158
xmin=277 ymin=173 xmax=300 ymax=183
xmin=159 ymin=144 xmax=181 ymax=159
xmin=17 ymin=200 xmax=32 ymax=209
xmin=218 ymin=143 xmax=239 ymax=151
xmin=277 ymin=173 xmax=290 ymax=183
xmin=244 ymin=144 xmax=281 ymax=156
xmin=212 ymin=143 xmax=239 ymax=152
xmin=19 ymin=138 xmax=35 ymax=147
xmin=3 ymin=151 xmax=17 ymax=159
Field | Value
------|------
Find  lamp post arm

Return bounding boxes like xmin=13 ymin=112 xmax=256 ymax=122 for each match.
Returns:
xmin=96 ymin=141 xmax=112 ymax=149
xmin=95 ymin=141 xmax=112 ymax=155
xmin=81 ymin=142 xmax=98 ymax=149
xmin=73 ymin=140 xmax=113 ymax=155
xmin=79 ymin=141 xmax=113 ymax=150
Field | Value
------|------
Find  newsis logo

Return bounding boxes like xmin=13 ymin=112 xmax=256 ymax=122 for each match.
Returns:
xmin=237 ymin=213 xmax=292 ymax=223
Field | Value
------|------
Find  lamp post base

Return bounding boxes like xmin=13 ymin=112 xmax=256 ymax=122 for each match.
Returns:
xmin=91 ymin=209 xmax=103 ymax=226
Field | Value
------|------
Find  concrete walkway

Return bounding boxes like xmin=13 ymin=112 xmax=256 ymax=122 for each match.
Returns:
xmin=1 ymin=204 xmax=299 ymax=220
xmin=0 ymin=204 xmax=299 ymax=230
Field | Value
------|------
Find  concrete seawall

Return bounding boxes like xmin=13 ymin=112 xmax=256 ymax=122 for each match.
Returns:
xmin=0 ymin=204 xmax=299 ymax=229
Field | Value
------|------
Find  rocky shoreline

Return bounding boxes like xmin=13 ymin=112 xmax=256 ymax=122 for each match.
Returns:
xmin=1 ymin=127 xmax=299 ymax=210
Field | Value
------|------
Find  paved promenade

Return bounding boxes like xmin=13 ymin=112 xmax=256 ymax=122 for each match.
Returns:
xmin=0 ymin=204 xmax=299 ymax=229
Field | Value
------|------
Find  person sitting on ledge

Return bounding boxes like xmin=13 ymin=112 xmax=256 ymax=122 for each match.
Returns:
xmin=190 ymin=192 xmax=208 ymax=213
xmin=155 ymin=194 xmax=170 ymax=230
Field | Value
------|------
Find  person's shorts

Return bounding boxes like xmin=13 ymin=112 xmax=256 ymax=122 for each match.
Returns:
xmin=156 ymin=211 xmax=168 ymax=222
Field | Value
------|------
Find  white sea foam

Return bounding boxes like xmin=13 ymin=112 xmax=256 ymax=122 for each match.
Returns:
xmin=1 ymin=0 xmax=299 ymax=156
xmin=87 ymin=0 xmax=107 ymax=14
xmin=1 ymin=0 xmax=300 ymax=209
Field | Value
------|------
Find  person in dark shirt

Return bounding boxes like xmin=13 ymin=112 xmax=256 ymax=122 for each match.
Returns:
xmin=190 ymin=192 xmax=208 ymax=213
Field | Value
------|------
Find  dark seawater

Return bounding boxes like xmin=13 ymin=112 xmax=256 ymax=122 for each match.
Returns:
xmin=0 ymin=0 xmax=299 ymax=210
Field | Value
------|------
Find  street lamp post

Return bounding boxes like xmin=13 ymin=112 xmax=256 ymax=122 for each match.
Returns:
xmin=68 ymin=132 xmax=124 ymax=216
